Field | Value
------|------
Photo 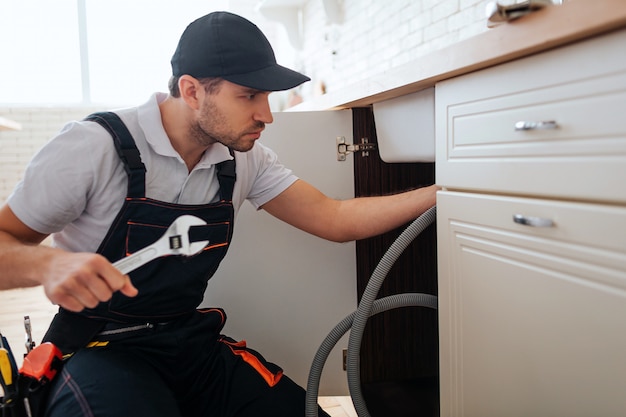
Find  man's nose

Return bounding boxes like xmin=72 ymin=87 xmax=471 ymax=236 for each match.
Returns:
xmin=254 ymin=96 xmax=274 ymax=124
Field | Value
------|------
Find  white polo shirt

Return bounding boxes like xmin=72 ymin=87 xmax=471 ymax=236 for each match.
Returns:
xmin=8 ymin=93 xmax=297 ymax=253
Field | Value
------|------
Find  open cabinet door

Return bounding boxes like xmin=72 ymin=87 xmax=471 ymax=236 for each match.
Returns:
xmin=201 ymin=109 xmax=356 ymax=395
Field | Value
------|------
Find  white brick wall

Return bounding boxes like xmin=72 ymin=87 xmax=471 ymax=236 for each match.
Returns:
xmin=0 ymin=107 xmax=105 ymax=203
xmin=0 ymin=0 xmax=491 ymax=203
xmin=297 ymin=0 xmax=488 ymax=99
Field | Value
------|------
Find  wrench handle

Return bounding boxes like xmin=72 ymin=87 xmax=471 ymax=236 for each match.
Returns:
xmin=113 ymin=246 xmax=159 ymax=275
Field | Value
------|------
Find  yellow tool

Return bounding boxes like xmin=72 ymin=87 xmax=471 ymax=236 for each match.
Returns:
xmin=1 ymin=332 xmax=18 ymax=406
xmin=0 ymin=347 xmax=14 ymax=388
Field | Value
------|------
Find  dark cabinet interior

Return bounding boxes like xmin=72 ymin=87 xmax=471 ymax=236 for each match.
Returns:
xmin=352 ymin=107 xmax=439 ymax=416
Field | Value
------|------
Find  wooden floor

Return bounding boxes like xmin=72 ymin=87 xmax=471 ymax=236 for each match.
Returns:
xmin=318 ymin=396 xmax=359 ymax=417
xmin=0 ymin=286 xmax=57 ymax=367
xmin=0 ymin=286 xmax=357 ymax=417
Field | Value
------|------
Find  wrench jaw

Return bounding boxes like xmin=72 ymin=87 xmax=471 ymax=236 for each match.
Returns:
xmin=186 ymin=239 xmax=210 ymax=256
xmin=172 ymin=215 xmax=210 ymax=256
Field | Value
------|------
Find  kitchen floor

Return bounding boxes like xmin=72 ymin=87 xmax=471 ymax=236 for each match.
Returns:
xmin=0 ymin=286 xmax=357 ymax=417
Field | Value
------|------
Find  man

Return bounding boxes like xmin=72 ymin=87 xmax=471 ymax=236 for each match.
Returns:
xmin=0 ymin=11 xmax=437 ymax=417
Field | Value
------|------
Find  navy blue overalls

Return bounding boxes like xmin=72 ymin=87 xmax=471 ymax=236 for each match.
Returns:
xmin=40 ymin=112 xmax=326 ymax=417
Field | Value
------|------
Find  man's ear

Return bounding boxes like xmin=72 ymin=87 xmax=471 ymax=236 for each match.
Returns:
xmin=178 ymin=75 xmax=202 ymax=110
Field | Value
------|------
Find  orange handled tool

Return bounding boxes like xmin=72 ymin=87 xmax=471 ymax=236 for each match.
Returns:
xmin=19 ymin=343 xmax=62 ymax=385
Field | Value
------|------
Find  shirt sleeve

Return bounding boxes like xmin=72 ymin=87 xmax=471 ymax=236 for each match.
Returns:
xmin=239 ymin=142 xmax=298 ymax=210
xmin=7 ymin=120 xmax=125 ymax=235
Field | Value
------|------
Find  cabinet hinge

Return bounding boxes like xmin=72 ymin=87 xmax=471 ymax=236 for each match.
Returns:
xmin=336 ymin=137 xmax=377 ymax=161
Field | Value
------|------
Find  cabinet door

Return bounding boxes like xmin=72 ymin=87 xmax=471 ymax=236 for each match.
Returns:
xmin=202 ymin=110 xmax=356 ymax=395
xmin=437 ymin=191 xmax=626 ymax=417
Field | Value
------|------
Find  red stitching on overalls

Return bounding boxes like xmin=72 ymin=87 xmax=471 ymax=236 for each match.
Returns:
xmin=220 ymin=339 xmax=283 ymax=387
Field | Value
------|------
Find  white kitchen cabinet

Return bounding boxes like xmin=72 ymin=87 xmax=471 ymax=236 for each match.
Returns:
xmin=437 ymin=191 xmax=626 ymax=416
xmin=436 ymin=29 xmax=626 ymax=416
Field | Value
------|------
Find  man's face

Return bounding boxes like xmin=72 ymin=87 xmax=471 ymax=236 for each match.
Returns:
xmin=191 ymin=80 xmax=273 ymax=152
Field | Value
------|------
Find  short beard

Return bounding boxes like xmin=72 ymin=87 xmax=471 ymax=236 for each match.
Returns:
xmin=190 ymin=96 xmax=262 ymax=152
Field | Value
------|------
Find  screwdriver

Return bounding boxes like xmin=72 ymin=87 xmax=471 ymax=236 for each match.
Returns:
xmin=24 ymin=316 xmax=35 ymax=354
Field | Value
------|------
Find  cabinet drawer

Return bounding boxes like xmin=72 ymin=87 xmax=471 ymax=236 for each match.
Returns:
xmin=436 ymin=29 xmax=626 ymax=204
xmin=437 ymin=191 xmax=626 ymax=416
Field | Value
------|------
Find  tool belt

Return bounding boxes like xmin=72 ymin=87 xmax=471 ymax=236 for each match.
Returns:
xmin=1 ymin=344 xmax=63 ymax=417
xmin=1 ymin=311 xmax=106 ymax=417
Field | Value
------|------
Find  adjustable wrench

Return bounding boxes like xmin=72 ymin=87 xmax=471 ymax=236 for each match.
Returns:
xmin=113 ymin=215 xmax=209 ymax=275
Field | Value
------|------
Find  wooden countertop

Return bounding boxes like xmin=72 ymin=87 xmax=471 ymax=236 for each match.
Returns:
xmin=292 ymin=0 xmax=626 ymax=111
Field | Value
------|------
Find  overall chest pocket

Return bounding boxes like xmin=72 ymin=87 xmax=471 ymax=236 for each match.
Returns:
xmin=107 ymin=220 xmax=232 ymax=319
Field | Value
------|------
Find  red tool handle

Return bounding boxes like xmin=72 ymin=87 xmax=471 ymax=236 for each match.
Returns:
xmin=19 ymin=342 xmax=63 ymax=383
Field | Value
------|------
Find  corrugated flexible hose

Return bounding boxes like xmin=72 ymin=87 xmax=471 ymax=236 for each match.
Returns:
xmin=306 ymin=205 xmax=437 ymax=417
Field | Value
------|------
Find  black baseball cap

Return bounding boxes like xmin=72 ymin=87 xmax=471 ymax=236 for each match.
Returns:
xmin=171 ymin=11 xmax=310 ymax=91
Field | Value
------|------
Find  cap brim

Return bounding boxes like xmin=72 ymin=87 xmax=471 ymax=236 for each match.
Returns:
xmin=222 ymin=64 xmax=310 ymax=92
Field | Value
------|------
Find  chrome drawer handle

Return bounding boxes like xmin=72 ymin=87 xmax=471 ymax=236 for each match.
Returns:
xmin=514 ymin=120 xmax=558 ymax=131
xmin=513 ymin=214 xmax=554 ymax=228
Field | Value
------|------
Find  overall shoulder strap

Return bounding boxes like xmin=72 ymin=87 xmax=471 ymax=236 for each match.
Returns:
xmin=216 ymin=149 xmax=236 ymax=202
xmin=84 ymin=111 xmax=146 ymax=198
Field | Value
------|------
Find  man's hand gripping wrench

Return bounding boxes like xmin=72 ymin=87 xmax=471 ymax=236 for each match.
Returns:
xmin=113 ymin=214 xmax=209 ymax=275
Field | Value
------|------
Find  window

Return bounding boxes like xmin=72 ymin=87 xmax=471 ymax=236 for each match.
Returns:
xmin=1 ymin=0 xmax=83 ymax=104
xmin=1 ymin=0 xmax=230 ymax=105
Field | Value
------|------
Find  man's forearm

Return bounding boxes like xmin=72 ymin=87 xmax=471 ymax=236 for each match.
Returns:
xmin=332 ymin=185 xmax=438 ymax=242
xmin=0 ymin=232 xmax=50 ymax=289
